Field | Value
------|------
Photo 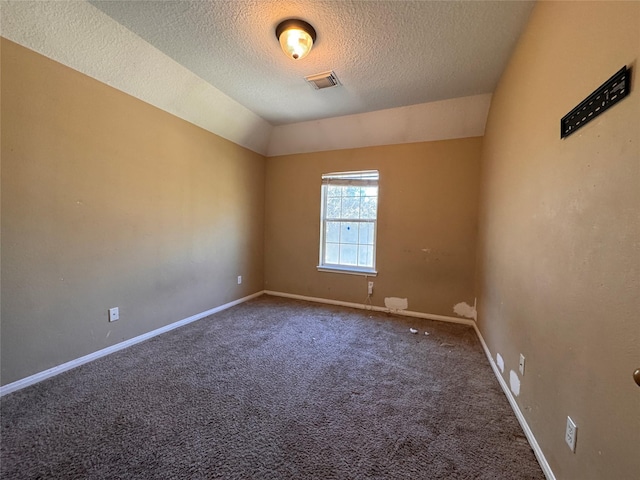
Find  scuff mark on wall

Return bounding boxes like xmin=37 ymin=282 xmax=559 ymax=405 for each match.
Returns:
xmin=509 ymin=370 xmax=520 ymax=396
xmin=496 ymin=353 xmax=505 ymax=373
xmin=453 ymin=300 xmax=477 ymax=320
xmin=384 ymin=297 xmax=408 ymax=312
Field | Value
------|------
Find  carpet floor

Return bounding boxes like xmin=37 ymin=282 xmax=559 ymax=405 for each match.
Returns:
xmin=1 ymin=295 xmax=544 ymax=479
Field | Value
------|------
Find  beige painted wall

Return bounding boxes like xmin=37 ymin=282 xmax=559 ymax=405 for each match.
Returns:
xmin=265 ymin=138 xmax=481 ymax=317
xmin=1 ymin=39 xmax=265 ymax=386
xmin=475 ymin=2 xmax=639 ymax=479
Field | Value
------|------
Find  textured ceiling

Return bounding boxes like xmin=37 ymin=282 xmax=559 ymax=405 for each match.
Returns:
xmin=89 ymin=0 xmax=535 ymax=126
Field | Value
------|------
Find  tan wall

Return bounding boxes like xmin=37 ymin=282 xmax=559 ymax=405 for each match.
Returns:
xmin=265 ymin=138 xmax=481 ymax=317
xmin=1 ymin=39 xmax=265 ymax=386
xmin=476 ymin=2 xmax=640 ymax=479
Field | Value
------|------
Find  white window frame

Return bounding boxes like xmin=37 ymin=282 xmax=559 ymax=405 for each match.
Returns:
xmin=317 ymin=170 xmax=379 ymax=276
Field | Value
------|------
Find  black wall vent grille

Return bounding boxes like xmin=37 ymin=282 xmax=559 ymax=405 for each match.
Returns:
xmin=561 ymin=66 xmax=630 ymax=139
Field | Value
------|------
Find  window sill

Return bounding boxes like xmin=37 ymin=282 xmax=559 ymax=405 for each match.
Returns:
xmin=317 ymin=266 xmax=377 ymax=277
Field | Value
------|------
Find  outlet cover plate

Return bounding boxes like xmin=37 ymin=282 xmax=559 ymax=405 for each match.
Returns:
xmin=108 ymin=307 xmax=119 ymax=322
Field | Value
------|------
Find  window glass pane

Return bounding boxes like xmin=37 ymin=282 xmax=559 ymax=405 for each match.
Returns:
xmin=361 ymin=196 xmax=378 ymax=219
xmin=325 ymin=243 xmax=339 ymax=264
xmin=341 ymin=197 xmax=360 ymax=219
xmin=340 ymin=244 xmax=358 ymax=265
xmin=358 ymin=245 xmax=373 ymax=267
xmin=327 ymin=197 xmax=341 ymax=218
xmin=363 ymin=186 xmax=378 ymax=197
xmin=327 ymin=185 xmax=342 ymax=197
xmin=326 ymin=222 xmax=340 ymax=243
xmin=344 ymin=186 xmax=360 ymax=197
xmin=341 ymin=222 xmax=359 ymax=244
xmin=359 ymin=222 xmax=374 ymax=245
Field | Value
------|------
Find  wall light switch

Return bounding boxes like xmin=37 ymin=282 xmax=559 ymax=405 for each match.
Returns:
xmin=519 ymin=354 xmax=526 ymax=375
xmin=108 ymin=307 xmax=119 ymax=322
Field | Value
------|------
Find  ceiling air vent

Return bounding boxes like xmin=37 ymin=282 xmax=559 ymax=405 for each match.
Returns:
xmin=305 ymin=71 xmax=341 ymax=90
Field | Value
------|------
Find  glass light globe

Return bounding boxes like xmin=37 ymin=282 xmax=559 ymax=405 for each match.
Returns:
xmin=279 ymin=27 xmax=314 ymax=60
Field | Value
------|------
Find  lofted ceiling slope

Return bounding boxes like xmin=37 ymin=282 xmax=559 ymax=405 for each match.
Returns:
xmin=2 ymin=0 xmax=535 ymax=154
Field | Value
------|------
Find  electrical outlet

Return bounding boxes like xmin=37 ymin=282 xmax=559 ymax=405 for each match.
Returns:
xmin=108 ymin=307 xmax=119 ymax=322
xmin=565 ymin=416 xmax=577 ymax=452
xmin=519 ymin=354 xmax=525 ymax=375
xmin=237 ymin=276 xmax=242 ymax=285
xmin=367 ymin=281 xmax=374 ymax=295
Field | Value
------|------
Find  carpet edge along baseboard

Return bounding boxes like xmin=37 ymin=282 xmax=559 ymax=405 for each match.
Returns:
xmin=0 ymin=291 xmax=265 ymax=396
xmin=263 ymin=290 xmax=476 ymax=326
xmin=3 ymin=290 xmax=473 ymax=395
xmin=472 ymin=323 xmax=556 ymax=480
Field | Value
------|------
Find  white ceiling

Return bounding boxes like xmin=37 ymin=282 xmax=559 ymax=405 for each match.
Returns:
xmin=88 ymin=0 xmax=535 ymax=126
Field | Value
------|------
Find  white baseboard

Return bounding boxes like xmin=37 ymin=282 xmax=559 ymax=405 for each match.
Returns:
xmin=472 ymin=323 xmax=556 ymax=480
xmin=264 ymin=290 xmax=475 ymax=326
xmin=0 ymin=291 xmax=265 ymax=397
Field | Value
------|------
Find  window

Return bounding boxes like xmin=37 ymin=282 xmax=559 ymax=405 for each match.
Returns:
xmin=318 ymin=170 xmax=379 ymax=275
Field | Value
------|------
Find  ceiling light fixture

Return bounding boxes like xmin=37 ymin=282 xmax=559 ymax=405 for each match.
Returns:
xmin=275 ymin=19 xmax=316 ymax=60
